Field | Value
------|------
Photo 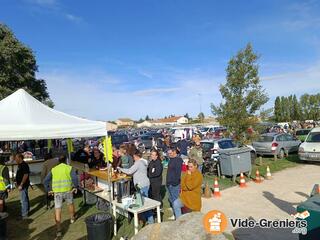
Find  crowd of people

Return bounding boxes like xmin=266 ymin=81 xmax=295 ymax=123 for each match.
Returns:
xmin=0 ymin=132 xmax=207 ymax=238
xmin=69 ymin=134 xmax=205 ymax=222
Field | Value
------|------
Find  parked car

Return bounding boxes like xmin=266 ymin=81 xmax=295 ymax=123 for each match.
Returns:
xmin=111 ymin=134 xmax=129 ymax=148
xmin=252 ymin=133 xmax=301 ymax=158
xmin=298 ymin=127 xmax=320 ymax=162
xmin=139 ymin=134 xmax=154 ymax=149
xmin=199 ymin=126 xmax=220 ymax=135
xmin=295 ymin=129 xmax=311 ymax=142
xmin=201 ymin=138 xmax=237 ymax=161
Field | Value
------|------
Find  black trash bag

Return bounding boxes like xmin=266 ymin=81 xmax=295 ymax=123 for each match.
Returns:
xmin=85 ymin=212 xmax=113 ymax=240
xmin=0 ymin=212 xmax=9 ymax=240
xmin=96 ymin=198 xmax=110 ymax=212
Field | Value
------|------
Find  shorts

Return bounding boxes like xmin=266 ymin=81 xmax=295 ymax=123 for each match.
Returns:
xmin=0 ymin=191 xmax=8 ymax=200
xmin=54 ymin=192 xmax=73 ymax=209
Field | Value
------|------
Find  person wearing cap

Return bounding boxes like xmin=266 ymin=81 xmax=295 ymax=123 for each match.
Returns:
xmin=188 ymin=140 xmax=204 ymax=173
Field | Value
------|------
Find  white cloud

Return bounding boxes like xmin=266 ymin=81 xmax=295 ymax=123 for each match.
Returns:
xmin=26 ymin=0 xmax=83 ymax=24
xmin=261 ymin=62 xmax=320 ymax=97
xmin=134 ymin=88 xmax=180 ymax=96
xmin=65 ymin=14 xmax=82 ymax=23
xmin=37 ymin=68 xmax=222 ymax=120
xmin=138 ymin=70 xmax=153 ymax=79
xmin=282 ymin=1 xmax=320 ymax=30
xmin=27 ymin=0 xmax=57 ymax=6
xmin=37 ymin=60 xmax=320 ymax=121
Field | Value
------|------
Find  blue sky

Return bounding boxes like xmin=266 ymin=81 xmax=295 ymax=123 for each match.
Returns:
xmin=1 ymin=0 xmax=320 ymax=120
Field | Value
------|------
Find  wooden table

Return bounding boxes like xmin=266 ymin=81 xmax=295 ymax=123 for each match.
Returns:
xmin=95 ymin=191 xmax=161 ymax=235
xmin=70 ymin=161 xmax=130 ymax=204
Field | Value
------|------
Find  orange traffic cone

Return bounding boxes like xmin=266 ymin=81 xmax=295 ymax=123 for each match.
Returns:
xmin=213 ymin=178 xmax=221 ymax=198
xmin=266 ymin=166 xmax=273 ymax=180
xmin=239 ymin=172 xmax=247 ymax=188
xmin=254 ymin=169 xmax=262 ymax=183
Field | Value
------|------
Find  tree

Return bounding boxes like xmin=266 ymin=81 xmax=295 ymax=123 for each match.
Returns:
xmin=137 ymin=118 xmax=144 ymax=123
xmin=184 ymin=113 xmax=190 ymax=119
xmin=212 ymin=43 xmax=269 ymax=143
xmin=300 ymin=94 xmax=310 ymax=120
xmin=0 ymin=24 xmax=53 ymax=106
xmin=292 ymin=95 xmax=301 ymax=121
xmin=145 ymin=115 xmax=150 ymax=121
xmin=274 ymin=97 xmax=281 ymax=122
xmin=260 ymin=108 xmax=273 ymax=122
xmin=198 ymin=112 xmax=205 ymax=122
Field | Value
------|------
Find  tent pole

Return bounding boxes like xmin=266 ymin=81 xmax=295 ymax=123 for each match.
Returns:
xmin=105 ymin=135 xmax=113 ymax=214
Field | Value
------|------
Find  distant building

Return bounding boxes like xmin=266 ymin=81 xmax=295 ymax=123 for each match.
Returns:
xmin=154 ymin=116 xmax=188 ymax=126
xmin=137 ymin=120 xmax=153 ymax=128
xmin=116 ymin=118 xmax=134 ymax=127
xmin=106 ymin=121 xmax=118 ymax=131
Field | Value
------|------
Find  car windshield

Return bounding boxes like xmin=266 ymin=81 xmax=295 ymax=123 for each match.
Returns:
xmin=112 ymin=135 xmax=128 ymax=143
xmin=257 ymin=135 xmax=274 ymax=142
xmin=218 ymin=140 xmax=236 ymax=149
xmin=200 ymin=127 xmax=209 ymax=132
xmin=201 ymin=142 xmax=213 ymax=151
xmin=306 ymin=132 xmax=320 ymax=143
xmin=296 ymin=130 xmax=311 ymax=136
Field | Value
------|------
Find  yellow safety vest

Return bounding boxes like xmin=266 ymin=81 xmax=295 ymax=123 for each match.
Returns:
xmin=0 ymin=165 xmax=6 ymax=191
xmin=51 ymin=163 xmax=72 ymax=193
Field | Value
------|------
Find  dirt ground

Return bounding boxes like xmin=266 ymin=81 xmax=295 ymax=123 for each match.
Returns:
xmin=201 ymin=163 xmax=320 ymax=240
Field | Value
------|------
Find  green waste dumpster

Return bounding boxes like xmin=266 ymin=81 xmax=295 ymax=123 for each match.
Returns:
xmin=297 ymin=195 xmax=320 ymax=240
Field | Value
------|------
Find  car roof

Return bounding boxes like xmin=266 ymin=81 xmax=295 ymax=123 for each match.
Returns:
xmin=311 ymin=127 xmax=320 ymax=132
xmin=200 ymin=138 xmax=232 ymax=143
xmin=261 ymin=133 xmax=279 ymax=137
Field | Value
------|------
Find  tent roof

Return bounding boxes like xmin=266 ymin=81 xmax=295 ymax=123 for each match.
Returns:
xmin=0 ymin=89 xmax=107 ymax=141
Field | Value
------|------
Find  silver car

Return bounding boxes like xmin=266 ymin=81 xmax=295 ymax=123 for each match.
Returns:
xmin=253 ymin=133 xmax=301 ymax=158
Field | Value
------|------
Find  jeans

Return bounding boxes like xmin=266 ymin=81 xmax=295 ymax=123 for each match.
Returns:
xmin=20 ymin=187 xmax=30 ymax=217
xmin=140 ymin=186 xmax=154 ymax=224
xmin=173 ymin=198 xmax=184 ymax=219
xmin=149 ymin=181 xmax=162 ymax=207
xmin=167 ymin=185 xmax=180 ymax=205
xmin=198 ymin=164 xmax=203 ymax=173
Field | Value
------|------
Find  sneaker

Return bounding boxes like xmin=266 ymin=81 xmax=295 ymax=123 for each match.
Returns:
xmin=56 ymin=231 xmax=62 ymax=238
xmin=16 ymin=215 xmax=29 ymax=221
xmin=167 ymin=215 xmax=175 ymax=220
xmin=70 ymin=218 xmax=75 ymax=224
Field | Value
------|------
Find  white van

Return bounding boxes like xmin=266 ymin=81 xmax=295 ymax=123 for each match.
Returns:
xmin=299 ymin=127 xmax=320 ymax=162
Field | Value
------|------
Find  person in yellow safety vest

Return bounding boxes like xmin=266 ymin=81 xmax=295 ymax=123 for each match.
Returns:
xmin=44 ymin=155 xmax=78 ymax=238
xmin=0 ymin=159 xmax=10 ymax=212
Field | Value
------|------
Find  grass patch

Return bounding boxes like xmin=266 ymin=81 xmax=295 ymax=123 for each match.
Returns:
xmin=203 ymin=154 xmax=300 ymax=188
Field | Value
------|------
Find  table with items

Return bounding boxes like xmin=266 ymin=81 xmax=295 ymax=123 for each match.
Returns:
xmin=70 ymin=161 xmax=161 ymax=235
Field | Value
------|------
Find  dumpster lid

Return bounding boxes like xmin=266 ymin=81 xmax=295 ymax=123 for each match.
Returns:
xmin=219 ymin=147 xmax=251 ymax=155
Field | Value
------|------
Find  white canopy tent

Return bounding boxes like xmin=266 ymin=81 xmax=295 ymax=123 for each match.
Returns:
xmin=0 ymin=89 xmax=107 ymax=141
